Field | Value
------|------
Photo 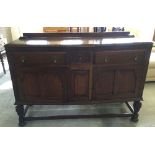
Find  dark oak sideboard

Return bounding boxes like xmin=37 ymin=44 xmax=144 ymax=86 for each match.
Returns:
xmin=5 ymin=35 xmax=153 ymax=126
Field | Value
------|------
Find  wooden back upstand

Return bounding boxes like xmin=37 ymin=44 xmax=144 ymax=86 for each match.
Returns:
xmin=5 ymin=32 xmax=153 ymax=126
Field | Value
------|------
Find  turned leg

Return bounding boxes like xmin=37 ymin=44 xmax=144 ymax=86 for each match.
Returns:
xmin=16 ymin=105 xmax=26 ymax=127
xmin=131 ymin=100 xmax=142 ymax=122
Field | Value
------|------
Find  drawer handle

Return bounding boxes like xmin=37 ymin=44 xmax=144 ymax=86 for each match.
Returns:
xmin=53 ymin=59 xmax=57 ymax=63
xmin=21 ymin=57 xmax=25 ymax=63
xmin=134 ymin=56 xmax=138 ymax=61
xmin=51 ymin=57 xmax=57 ymax=63
xmin=79 ymin=56 xmax=82 ymax=61
xmin=104 ymin=57 xmax=108 ymax=63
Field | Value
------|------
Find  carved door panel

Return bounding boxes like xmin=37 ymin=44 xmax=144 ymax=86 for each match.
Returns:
xmin=16 ymin=67 xmax=68 ymax=103
xmin=114 ymin=67 xmax=143 ymax=98
xmin=93 ymin=66 xmax=143 ymax=100
xmin=93 ymin=67 xmax=115 ymax=100
xmin=69 ymin=70 xmax=89 ymax=101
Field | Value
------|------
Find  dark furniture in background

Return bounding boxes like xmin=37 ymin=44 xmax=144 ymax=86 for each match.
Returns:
xmin=93 ymin=27 xmax=124 ymax=32
xmin=93 ymin=27 xmax=106 ymax=32
xmin=5 ymin=32 xmax=152 ymax=126
xmin=23 ymin=31 xmax=134 ymax=38
xmin=0 ymin=45 xmax=6 ymax=74
xmin=112 ymin=27 xmax=125 ymax=31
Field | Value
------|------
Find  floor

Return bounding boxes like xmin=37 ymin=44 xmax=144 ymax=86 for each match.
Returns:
xmin=0 ymin=57 xmax=155 ymax=127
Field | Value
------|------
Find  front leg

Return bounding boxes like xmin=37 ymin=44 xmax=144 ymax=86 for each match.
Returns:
xmin=16 ymin=105 xmax=26 ymax=127
xmin=131 ymin=100 xmax=142 ymax=122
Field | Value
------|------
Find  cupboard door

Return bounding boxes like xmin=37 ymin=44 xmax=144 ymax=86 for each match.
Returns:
xmin=114 ymin=67 xmax=143 ymax=98
xmin=93 ymin=67 xmax=115 ymax=100
xmin=16 ymin=67 xmax=68 ymax=103
xmin=93 ymin=67 xmax=143 ymax=100
xmin=70 ymin=70 xmax=89 ymax=101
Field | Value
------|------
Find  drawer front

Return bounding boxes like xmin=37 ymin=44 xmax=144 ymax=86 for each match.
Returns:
xmin=95 ymin=50 xmax=145 ymax=65
xmin=70 ymin=52 xmax=91 ymax=64
xmin=9 ymin=52 xmax=66 ymax=65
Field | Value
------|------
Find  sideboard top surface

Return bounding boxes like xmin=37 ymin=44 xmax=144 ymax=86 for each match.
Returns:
xmin=5 ymin=36 xmax=153 ymax=52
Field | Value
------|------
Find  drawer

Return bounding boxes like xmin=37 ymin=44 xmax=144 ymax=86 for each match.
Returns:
xmin=95 ymin=50 xmax=145 ymax=65
xmin=9 ymin=52 xmax=66 ymax=65
xmin=69 ymin=52 xmax=91 ymax=64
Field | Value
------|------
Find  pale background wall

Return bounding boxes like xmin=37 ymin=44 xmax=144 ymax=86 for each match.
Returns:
xmin=11 ymin=27 xmax=43 ymax=40
xmin=11 ymin=27 xmax=21 ymax=40
xmin=0 ymin=27 xmax=12 ymax=43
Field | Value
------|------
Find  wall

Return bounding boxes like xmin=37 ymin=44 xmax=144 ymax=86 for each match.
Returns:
xmin=20 ymin=27 xmax=43 ymax=33
xmin=11 ymin=27 xmax=21 ymax=41
xmin=0 ymin=27 xmax=12 ymax=43
xmin=11 ymin=27 xmax=43 ymax=41
xmin=128 ymin=25 xmax=154 ymax=40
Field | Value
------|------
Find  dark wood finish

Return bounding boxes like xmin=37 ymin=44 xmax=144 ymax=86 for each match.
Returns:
xmin=70 ymin=70 xmax=89 ymax=100
xmin=93 ymin=68 xmax=115 ymax=99
xmin=10 ymin=52 xmax=67 ymax=65
xmin=94 ymin=50 xmax=145 ymax=65
xmin=22 ymin=32 xmax=134 ymax=38
xmin=16 ymin=105 xmax=25 ymax=126
xmin=25 ymin=112 xmax=132 ymax=121
xmin=93 ymin=67 xmax=142 ymax=100
xmin=131 ymin=100 xmax=142 ymax=122
xmin=16 ymin=67 xmax=68 ymax=103
xmin=69 ymin=51 xmax=91 ymax=64
xmin=5 ymin=33 xmax=153 ymax=126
